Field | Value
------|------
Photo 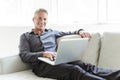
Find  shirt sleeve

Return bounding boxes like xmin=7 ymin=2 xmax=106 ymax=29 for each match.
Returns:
xmin=54 ymin=29 xmax=84 ymax=37
xmin=19 ymin=33 xmax=43 ymax=63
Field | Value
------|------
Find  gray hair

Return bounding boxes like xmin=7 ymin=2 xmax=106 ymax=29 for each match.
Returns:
xmin=34 ymin=8 xmax=48 ymax=17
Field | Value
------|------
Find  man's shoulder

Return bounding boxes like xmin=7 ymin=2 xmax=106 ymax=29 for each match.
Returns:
xmin=24 ymin=32 xmax=31 ymax=34
xmin=20 ymin=32 xmax=31 ymax=40
xmin=21 ymin=32 xmax=30 ymax=36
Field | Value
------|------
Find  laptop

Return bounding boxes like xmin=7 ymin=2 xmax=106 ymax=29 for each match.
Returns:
xmin=38 ymin=38 xmax=89 ymax=65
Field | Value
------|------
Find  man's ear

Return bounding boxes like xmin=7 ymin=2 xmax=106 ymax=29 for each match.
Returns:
xmin=32 ymin=17 xmax=35 ymax=22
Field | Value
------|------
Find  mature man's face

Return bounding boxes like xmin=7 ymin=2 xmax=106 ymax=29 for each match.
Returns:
xmin=33 ymin=11 xmax=48 ymax=30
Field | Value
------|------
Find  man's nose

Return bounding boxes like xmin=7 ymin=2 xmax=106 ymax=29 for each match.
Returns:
xmin=40 ymin=19 xmax=45 ymax=23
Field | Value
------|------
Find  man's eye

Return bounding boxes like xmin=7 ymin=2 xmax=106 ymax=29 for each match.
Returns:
xmin=44 ymin=18 xmax=46 ymax=20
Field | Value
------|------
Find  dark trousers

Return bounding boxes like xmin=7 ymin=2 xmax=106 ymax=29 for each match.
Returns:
xmin=33 ymin=60 xmax=120 ymax=80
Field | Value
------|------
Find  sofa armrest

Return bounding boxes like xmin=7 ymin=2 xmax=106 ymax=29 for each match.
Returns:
xmin=0 ymin=54 xmax=30 ymax=74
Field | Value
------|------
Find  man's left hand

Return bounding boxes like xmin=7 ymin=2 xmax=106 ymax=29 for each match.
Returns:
xmin=79 ymin=31 xmax=91 ymax=38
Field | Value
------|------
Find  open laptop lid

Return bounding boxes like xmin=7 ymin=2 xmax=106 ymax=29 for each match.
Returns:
xmin=54 ymin=38 xmax=89 ymax=65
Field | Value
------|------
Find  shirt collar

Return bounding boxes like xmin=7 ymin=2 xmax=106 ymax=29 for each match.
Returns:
xmin=30 ymin=28 xmax=48 ymax=34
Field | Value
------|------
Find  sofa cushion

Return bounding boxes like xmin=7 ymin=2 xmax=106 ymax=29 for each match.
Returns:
xmin=81 ymin=33 xmax=101 ymax=65
xmin=57 ymin=33 xmax=101 ymax=65
xmin=0 ymin=70 xmax=55 ymax=80
xmin=98 ymin=32 xmax=120 ymax=69
xmin=0 ymin=55 xmax=30 ymax=74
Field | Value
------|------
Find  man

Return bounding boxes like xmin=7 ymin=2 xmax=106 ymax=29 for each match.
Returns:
xmin=19 ymin=8 xmax=120 ymax=80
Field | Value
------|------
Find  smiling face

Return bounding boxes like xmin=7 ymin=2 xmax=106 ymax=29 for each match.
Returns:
xmin=33 ymin=9 xmax=48 ymax=31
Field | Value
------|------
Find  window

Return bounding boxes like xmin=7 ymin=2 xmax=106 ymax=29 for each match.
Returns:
xmin=0 ymin=0 xmax=53 ymax=26
xmin=0 ymin=0 xmax=20 ymax=26
xmin=107 ymin=0 xmax=120 ymax=23
xmin=57 ymin=0 xmax=98 ymax=24
xmin=0 ymin=0 xmax=120 ymax=26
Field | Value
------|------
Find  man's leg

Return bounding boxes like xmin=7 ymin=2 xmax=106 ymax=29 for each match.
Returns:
xmin=95 ymin=68 xmax=120 ymax=80
xmin=33 ymin=62 xmax=106 ymax=80
xmin=68 ymin=60 xmax=120 ymax=80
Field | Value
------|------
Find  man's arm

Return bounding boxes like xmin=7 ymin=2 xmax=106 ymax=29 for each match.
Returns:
xmin=19 ymin=33 xmax=43 ymax=63
xmin=54 ymin=29 xmax=91 ymax=38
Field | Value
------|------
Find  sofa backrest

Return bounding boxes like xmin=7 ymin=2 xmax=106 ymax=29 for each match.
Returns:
xmin=98 ymin=32 xmax=120 ymax=70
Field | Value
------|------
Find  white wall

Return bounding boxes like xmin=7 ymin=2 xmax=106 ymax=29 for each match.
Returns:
xmin=0 ymin=27 xmax=32 ymax=57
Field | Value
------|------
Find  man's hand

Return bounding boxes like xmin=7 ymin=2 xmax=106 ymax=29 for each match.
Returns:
xmin=79 ymin=31 xmax=91 ymax=38
xmin=43 ymin=51 xmax=57 ymax=60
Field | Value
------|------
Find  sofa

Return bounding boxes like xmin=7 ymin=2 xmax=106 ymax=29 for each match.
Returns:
xmin=0 ymin=32 xmax=120 ymax=80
